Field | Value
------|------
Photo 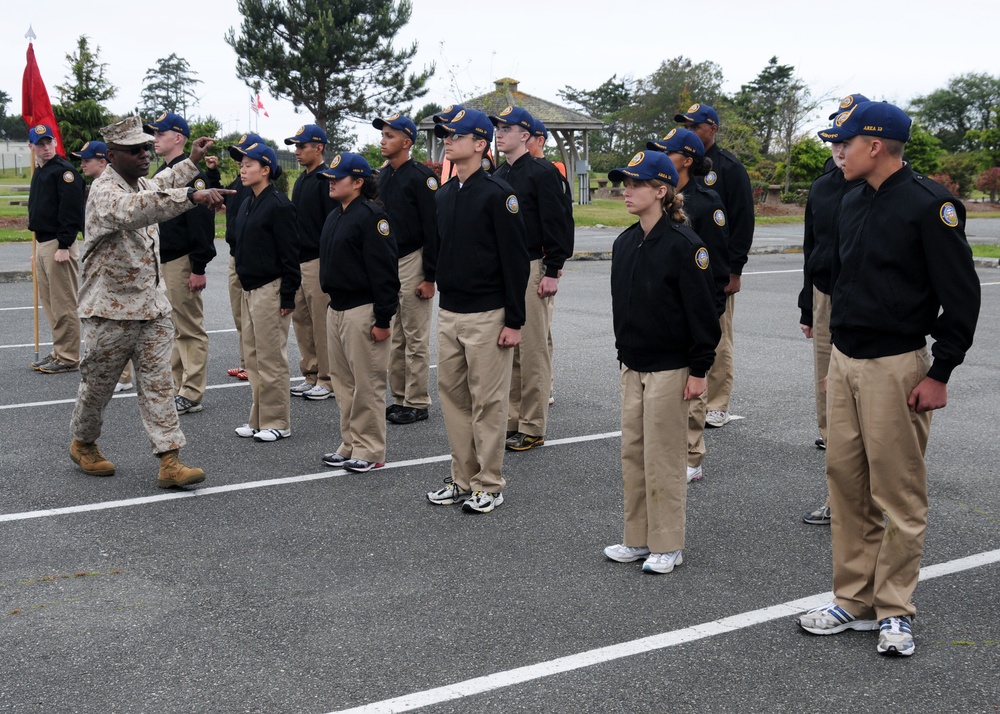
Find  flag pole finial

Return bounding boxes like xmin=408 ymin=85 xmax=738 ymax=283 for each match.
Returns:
xmin=25 ymin=25 xmax=37 ymax=41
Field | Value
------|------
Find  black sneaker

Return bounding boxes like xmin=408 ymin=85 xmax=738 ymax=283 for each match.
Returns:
xmin=505 ymin=432 xmax=544 ymax=451
xmin=175 ymin=395 xmax=203 ymax=414
xmin=386 ymin=404 xmax=405 ymax=418
xmin=815 ymin=437 xmax=826 ymax=450
xmin=802 ymin=505 xmax=831 ymax=525
xmin=387 ymin=406 xmax=429 ymax=424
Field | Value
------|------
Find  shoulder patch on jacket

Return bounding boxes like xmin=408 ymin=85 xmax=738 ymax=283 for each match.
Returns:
xmin=426 ymin=176 xmax=439 ymax=191
xmin=704 ymin=171 xmax=717 ymax=186
xmin=62 ymin=171 xmax=75 ymax=183
xmin=713 ymin=209 xmax=726 ymax=227
xmin=695 ymin=247 xmax=710 ymax=270
xmin=377 ymin=218 xmax=391 ymax=236
xmin=940 ymin=202 xmax=959 ymax=228
xmin=506 ymin=195 xmax=519 ymax=214
xmin=193 ymin=178 xmax=206 ymax=191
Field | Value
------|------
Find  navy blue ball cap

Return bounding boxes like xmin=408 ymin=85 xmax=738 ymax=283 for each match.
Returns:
xmin=70 ymin=141 xmax=107 ymax=160
xmin=433 ymin=109 xmax=494 ymax=142
xmin=531 ymin=118 xmax=548 ymax=139
xmin=646 ymin=127 xmax=705 ymax=157
xmin=488 ymin=105 xmax=535 ymax=132
xmin=432 ymin=105 xmax=465 ymax=124
xmin=145 ymin=112 xmax=191 ymax=137
xmin=229 ymin=141 xmax=278 ymax=169
xmin=233 ymin=132 xmax=264 ymax=150
xmin=28 ymin=124 xmax=56 ymax=144
xmin=284 ymin=124 xmax=328 ymax=145
xmin=674 ymin=103 xmax=719 ymax=127
xmin=318 ymin=152 xmax=372 ymax=180
xmin=829 ymin=93 xmax=871 ymax=120
xmin=608 ymin=150 xmax=679 ymax=187
xmin=817 ymin=101 xmax=911 ymax=144
xmin=372 ymin=114 xmax=417 ymax=141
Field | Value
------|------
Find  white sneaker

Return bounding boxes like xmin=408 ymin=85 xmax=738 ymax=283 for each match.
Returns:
xmin=705 ymin=410 xmax=731 ymax=428
xmin=302 ymin=385 xmax=333 ymax=401
xmin=235 ymin=424 xmax=257 ymax=438
xmin=114 ymin=381 xmax=133 ymax=393
xmin=642 ymin=550 xmax=683 ymax=574
xmin=290 ymin=382 xmax=313 ymax=396
xmin=254 ymin=428 xmax=291 ymax=442
xmin=687 ymin=465 xmax=703 ymax=483
xmin=603 ymin=544 xmax=651 ymax=562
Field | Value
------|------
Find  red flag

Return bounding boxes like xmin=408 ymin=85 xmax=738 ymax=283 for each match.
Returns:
xmin=256 ymin=94 xmax=270 ymax=118
xmin=22 ymin=42 xmax=65 ymax=157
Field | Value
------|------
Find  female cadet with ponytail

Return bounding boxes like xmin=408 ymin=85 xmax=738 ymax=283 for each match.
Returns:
xmin=603 ymin=149 xmax=721 ymax=574
xmin=317 ymin=153 xmax=400 ymax=473
xmin=231 ymin=142 xmax=300 ymax=443
xmin=647 ymin=127 xmax=730 ymax=484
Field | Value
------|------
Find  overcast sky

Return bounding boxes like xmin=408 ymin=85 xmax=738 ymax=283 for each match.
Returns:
xmin=4 ymin=0 xmax=997 ymax=150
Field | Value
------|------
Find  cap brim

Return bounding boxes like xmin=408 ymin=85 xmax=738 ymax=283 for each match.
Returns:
xmin=69 ymin=152 xmax=82 ymax=159
xmin=674 ymin=113 xmax=692 ymax=123
xmin=608 ymin=168 xmax=629 ymax=183
xmin=433 ymin=124 xmax=454 ymax=139
xmin=372 ymin=118 xmax=387 ymax=130
xmin=229 ymin=146 xmax=248 ymax=161
xmin=817 ymin=127 xmax=851 ymax=143
xmin=646 ymin=141 xmax=668 ymax=152
xmin=109 ymin=133 xmax=155 ymax=147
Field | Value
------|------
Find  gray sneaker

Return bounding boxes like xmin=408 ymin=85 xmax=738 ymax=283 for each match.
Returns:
xmin=290 ymin=382 xmax=314 ymax=396
xmin=302 ymin=385 xmax=333 ymax=401
xmin=38 ymin=359 xmax=78 ymax=374
xmin=877 ymin=616 xmax=915 ymax=656
xmin=30 ymin=353 xmax=55 ymax=370
xmin=802 ymin=505 xmax=831 ymax=525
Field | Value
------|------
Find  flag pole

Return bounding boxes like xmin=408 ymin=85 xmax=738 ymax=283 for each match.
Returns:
xmin=25 ymin=25 xmax=40 ymax=362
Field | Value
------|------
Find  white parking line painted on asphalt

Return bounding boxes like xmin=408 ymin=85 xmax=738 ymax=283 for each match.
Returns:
xmin=0 ymin=431 xmax=623 ymax=523
xmin=0 ymin=328 xmax=237 ymax=350
xmin=326 ymin=549 xmax=1000 ymax=714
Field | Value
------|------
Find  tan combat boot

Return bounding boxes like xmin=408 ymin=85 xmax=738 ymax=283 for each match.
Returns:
xmin=69 ymin=439 xmax=116 ymax=476
xmin=157 ymin=450 xmax=206 ymax=488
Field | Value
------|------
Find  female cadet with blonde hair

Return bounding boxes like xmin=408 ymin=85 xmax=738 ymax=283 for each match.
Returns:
xmin=603 ymin=149 xmax=721 ymax=574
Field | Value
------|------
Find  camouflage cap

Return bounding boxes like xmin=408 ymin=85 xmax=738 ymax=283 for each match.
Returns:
xmin=100 ymin=116 xmax=154 ymax=147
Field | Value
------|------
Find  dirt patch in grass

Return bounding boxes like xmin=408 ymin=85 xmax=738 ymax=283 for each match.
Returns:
xmin=0 ymin=216 xmax=28 ymax=229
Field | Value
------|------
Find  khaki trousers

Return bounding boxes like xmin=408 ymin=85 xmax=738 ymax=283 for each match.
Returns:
xmin=291 ymin=258 xmax=333 ymax=390
xmin=687 ymin=384 xmax=709 ymax=468
xmin=620 ymin=366 xmax=688 ymax=553
xmin=507 ymin=258 xmax=553 ymax=436
xmin=811 ymin=287 xmax=832 ymax=443
xmin=228 ymin=255 xmax=245 ymax=370
xmin=36 ymin=239 xmax=80 ymax=366
xmin=71 ymin=316 xmax=184 ymax=454
xmin=163 ymin=256 xmax=208 ymax=403
xmin=437 ymin=308 xmax=513 ymax=493
xmin=327 ymin=304 xmax=390 ymax=463
xmin=241 ymin=279 xmax=292 ymax=431
xmin=389 ymin=249 xmax=433 ymax=408
xmin=706 ymin=293 xmax=735 ymax=413
xmin=826 ymin=346 xmax=931 ymax=620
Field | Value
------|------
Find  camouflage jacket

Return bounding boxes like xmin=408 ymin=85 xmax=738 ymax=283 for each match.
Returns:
xmin=79 ymin=161 xmax=199 ymax=319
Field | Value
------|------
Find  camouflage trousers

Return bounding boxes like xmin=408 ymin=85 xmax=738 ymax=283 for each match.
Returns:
xmin=70 ymin=316 xmax=185 ymax=455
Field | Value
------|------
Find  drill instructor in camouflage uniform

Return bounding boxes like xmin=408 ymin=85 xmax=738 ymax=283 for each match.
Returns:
xmin=69 ymin=116 xmax=232 ymax=488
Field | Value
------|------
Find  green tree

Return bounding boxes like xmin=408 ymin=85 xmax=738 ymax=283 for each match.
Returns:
xmin=903 ymin=123 xmax=944 ymax=176
xmin=611 ymin=57 xmax=724 ymax=171
xmin=0 ymin=89 xmax=11 ymax=118
xmin=558 ymin=75 xmax=634 ymax=159
xmin=734 ymin=56 xmax=797 ymax=156
xmin=225 ymin=0 xmax=433 ymax=148
xmin=54 ymin=101 xmax=115 ymax=154
xmin=910 ymin=72 xmax=1000 ymax=152
xmin=140 ymin=53 xmax=202 ymax=117
xmin=55 ymin=35 xmax=117 ymax=105
xmin=787 ymin=137 xmax=830 ymax=183
xmin=939 ymin=152 xmax=988 ymax=198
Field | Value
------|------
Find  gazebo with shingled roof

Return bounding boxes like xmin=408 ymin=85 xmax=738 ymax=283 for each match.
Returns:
xmin=418 ymin=78 xmax=603 ymax=203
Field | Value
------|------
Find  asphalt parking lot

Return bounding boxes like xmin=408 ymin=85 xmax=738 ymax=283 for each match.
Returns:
xmin=1 ymin=251 xmax=998 ymax=713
